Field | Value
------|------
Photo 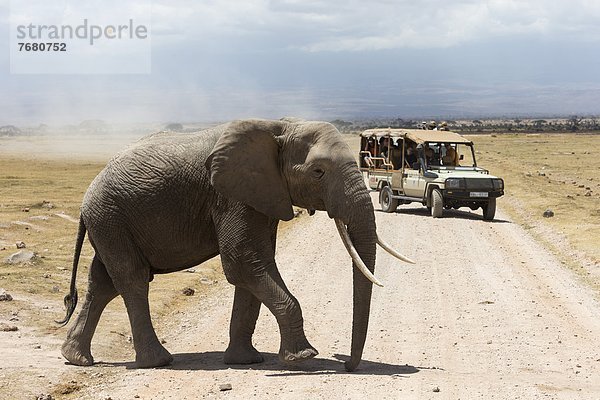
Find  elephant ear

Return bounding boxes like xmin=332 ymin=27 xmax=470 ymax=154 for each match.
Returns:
xmin=206 ymin=119 xmax=295 ymax=221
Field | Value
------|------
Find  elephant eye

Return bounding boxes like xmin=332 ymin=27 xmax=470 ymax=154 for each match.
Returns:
xmin=311 ymin=167 xmax=325 ymax=179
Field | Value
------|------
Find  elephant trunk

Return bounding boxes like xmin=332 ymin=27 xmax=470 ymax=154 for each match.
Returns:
xmin=345 ymin=211 xmax=376 ymax=372
xmin=332 ymin=165 xmax=377 ymax=372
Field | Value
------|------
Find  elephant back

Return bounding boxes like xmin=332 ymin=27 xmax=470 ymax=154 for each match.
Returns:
xmin=80 ymin=128 xmax=223 ymax=241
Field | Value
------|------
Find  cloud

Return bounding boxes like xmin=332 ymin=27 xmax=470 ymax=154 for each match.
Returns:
xmin=148 ymin=0 xmax=600 ymax=52
xmin=2 ymin=0 xmax=600 ymax=124
xmin=297 ymin=0 xmax=600 ymax=51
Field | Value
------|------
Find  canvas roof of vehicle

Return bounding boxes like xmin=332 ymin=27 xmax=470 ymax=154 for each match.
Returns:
xmin=360 ymin=128 xmax=472 ymax=145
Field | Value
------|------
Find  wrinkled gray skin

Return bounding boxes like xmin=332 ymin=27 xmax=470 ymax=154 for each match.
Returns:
xmin=60 ymin=119 xmax=376 ymax=372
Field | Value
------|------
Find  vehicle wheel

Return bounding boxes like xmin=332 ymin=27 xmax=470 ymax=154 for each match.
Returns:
xmin=380 ymin=186 xmax=399 ymax=213
xmin=431 ymin=189 xmax=443 ymax=218
xmin=483 ymin=197 xmax=496 ymax=221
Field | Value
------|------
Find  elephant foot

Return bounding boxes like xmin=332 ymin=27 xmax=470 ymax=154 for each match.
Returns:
xmin=135 ymin=344 xmax=173 ymax=368
xmin=279 ymin=339 xmax=318 ymax=363
xmin=61 ymin=340 xmax=94 ymax=366
xmin=224 ymin=343 xmax=264 ymax=364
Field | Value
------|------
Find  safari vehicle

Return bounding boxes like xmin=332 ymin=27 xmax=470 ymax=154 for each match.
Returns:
xmin=359 ymin=128 xmax=504 ymax=220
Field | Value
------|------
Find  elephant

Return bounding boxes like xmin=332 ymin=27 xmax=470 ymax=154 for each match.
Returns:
xmin=57 ymin=118 xmax=413 ymax=372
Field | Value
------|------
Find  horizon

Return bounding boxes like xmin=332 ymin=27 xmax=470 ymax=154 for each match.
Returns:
xmin=3 ymin=114 xmax=599 ymax=132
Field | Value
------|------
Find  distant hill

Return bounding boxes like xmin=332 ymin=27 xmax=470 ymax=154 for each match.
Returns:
xmin=331 ymin=116 xmax=600 ymax=134
xmin=0 ymin=125 xmax=22 ymax=136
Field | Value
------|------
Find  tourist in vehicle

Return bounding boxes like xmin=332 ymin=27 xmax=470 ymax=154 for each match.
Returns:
xmin=362 ymin=137 xmax=377 ymax=167
xmin=363 ymin=137 xmax=377 ymax=156
xmin=416 ymin=143 xmax=433 ymax=167
xmin=442 ymin=143 xmax=458 ymax=166
xmin=379 ymin=136 xmax=391 ymax=158
xmin=390 ymin=141 xmax=403 ymax=169
xmin=405 ymin=145 xmax=417 ymax=168
xmin=424 ymin=144 xmax=434 ymax=164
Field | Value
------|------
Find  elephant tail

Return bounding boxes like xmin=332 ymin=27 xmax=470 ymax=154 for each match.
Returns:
xmin=55 ymin=217 xmax=86 ymax=327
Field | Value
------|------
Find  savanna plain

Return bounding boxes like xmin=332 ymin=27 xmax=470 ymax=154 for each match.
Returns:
xmin=1 ymin=132 xmax=599 ymax=399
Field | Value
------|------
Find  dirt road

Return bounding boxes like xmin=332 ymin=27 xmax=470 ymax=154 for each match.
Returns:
xmin=2 ymin=194 xmax=600 ymax=399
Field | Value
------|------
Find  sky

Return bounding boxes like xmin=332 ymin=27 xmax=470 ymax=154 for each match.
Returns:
xmin=1 ymin=0 xmax=600 ymax=125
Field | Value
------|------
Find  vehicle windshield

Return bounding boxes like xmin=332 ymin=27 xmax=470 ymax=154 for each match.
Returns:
xmin=423 ymin=142 xmax=477 ymax=170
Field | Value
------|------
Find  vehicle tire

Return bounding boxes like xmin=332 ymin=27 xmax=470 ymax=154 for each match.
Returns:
xmin=431 ymin=189 xmax=443 ymax=218
xmin=380 ymin=186 xmax=399 ymax=213
xmin=483 ymin=197 xmax=496 ymax=221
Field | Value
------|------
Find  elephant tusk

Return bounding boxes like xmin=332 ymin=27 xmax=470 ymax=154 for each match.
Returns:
xmin=377 ymin=235 xmax=416 ymax=264
xmin=334 ymin=219 xmax=383 ymax=287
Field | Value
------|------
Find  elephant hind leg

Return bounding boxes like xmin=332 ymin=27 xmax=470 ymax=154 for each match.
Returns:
xmin=62 ymin=256 xmax=118 ymax=366
xmin=116 ymin=272 xmax=173 ymax=368
xmin=224 ymin=286 xmax=264 ymax=364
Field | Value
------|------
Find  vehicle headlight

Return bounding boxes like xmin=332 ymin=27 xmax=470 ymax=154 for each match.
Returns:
xmin=492 ymin=179 xmax=504 ymax=190
xmin=445 ymin=178 xmax=464 ymax=189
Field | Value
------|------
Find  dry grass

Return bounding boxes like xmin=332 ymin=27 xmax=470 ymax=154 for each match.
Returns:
xmin=0 ymin=157 xmax=104 ymax=294
xmin=7 ymin=132 xmax=596 ymax=337
xmin=471 ymin=133 xmax=600 ymax=289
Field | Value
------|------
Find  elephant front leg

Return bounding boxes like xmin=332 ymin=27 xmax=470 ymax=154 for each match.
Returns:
xmin=227 ymin=262 xmax=318 ymax=364
xmin=256 ymin=265 xmax=318 ymax=363
xmin=216 ymin=207 xmax=317 ymax=364
xmin=224 ymin=286 xmax=264 ymax=364
xmin=221 ymin=262 xmax=319 ymax=365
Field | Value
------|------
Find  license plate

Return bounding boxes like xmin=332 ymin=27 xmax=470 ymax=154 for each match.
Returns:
xmin=470 ymin=192 xmax=489 ymax=198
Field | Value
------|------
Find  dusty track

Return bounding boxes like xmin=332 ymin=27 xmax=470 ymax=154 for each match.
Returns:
xmin=2 ymin=193 xmax=600 ymax=399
